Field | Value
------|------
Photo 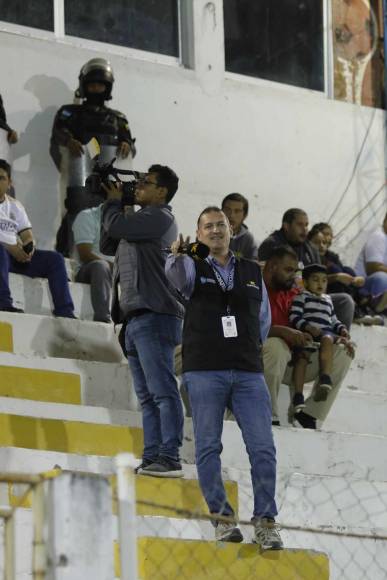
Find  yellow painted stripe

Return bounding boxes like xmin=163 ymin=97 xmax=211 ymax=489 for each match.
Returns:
xmin=111 ymin=476 xmax=238 ymax=519
xmin=10 ymin=476 xmax=238 ymax=521
xmin=0 ymin=322 xmax=13 ymax=353
xmin=0 ymin=414 xmax=143 ymax=457
xmin=134 ymin=476 xmax=238 ymax=518
xmin=114 ymin=538 xmax=329 ymax=579
xmin=0 ymin=366 xmax=81 ymax=404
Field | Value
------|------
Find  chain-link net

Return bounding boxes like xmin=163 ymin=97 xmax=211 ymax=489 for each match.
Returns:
xmin=1 ymin=465 xmax=387 ymax=579
xmin=123 ymin=467 xmax=387 ymax=580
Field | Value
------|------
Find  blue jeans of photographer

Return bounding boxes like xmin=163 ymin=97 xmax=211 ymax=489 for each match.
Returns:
xmin=125 ymin=312 xmax=183 ymax=461
xmin=184 ymin=369 xmax=277 ymax=519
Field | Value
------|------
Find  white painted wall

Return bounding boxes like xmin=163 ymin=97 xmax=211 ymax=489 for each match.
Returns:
xmin=0 ymin=2 xmax=386 ymax=263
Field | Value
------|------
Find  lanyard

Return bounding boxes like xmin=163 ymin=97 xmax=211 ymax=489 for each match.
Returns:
xmin=211 ymin=264 xmax=234 ymax=292
xmin=208 ymin=259 xmax=235 ymax=315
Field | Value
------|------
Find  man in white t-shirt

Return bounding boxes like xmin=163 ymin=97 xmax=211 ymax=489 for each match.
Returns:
xmin=72 ymin=204 xmax=113 ymax=322
xmin=0 ymin=159 xmax=75 ymax=317
xmin=355 ymin=212 xmax=387 ymax=313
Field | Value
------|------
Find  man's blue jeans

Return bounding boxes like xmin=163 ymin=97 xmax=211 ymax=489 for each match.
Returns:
xmin=362 ymin=271 xmax=387 ymax=297
xmin=184 ymin=369 xmax=278 ymax=519
xmin=0 ymin=245 xmax=74 ymax=316
xmin=125 ymin=312 xmax=183 ymax=462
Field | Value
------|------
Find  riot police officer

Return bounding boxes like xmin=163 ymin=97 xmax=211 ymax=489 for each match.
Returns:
xmin=50 ymin=58 xmax=136 ymax=256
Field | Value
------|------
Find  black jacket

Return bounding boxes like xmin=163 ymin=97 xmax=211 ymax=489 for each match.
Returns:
xmin=258 ymin=229 xmax=320 ymax=266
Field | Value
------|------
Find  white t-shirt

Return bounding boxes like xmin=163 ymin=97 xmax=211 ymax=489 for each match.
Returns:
xmin=355 ymin=228 xmax=387 ymax=277
xmin=72 ymin=204 xmax=114 ymax=272
xmin=0 ymin=194 xmax=31 ymax=245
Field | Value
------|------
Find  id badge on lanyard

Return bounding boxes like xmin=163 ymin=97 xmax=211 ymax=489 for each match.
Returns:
xmin=211 ymin=261 xmax=238 ymax=339
xmin=221 ymin=315 xmax=238 ymax=337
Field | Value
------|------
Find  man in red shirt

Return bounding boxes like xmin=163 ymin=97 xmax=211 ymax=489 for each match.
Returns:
xmin=262 ymin=246 xmax=352 ymax=429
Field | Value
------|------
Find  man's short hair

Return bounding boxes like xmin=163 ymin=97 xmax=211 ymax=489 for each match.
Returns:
xmin=265 ymin=245 xmax=298 ymax=263
xmin=221 ymin=193 xmax=249 ymax=216
xmin=282 ymin=208 xmax=307 ymax=225
xmin=0 ymin=159 xmax=11 ymax=178
xmin=148 ymin=164 xmax=179 ymax=203
xmin=302 ymin=263 xmax=327 ymax=280
xmin=197 ymin=206 xmax=224 ymax=228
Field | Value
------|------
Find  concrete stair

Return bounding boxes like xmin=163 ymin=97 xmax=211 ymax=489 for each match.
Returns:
xmin=0 ymin=351 xmax=137 ymax=410
xmin=0 ymin=311 xmax=123 ymax=363
xmin=2 ymin=273 xmax=387 ymax=578
xmin=133 ymin=538 xmax=329 ymax=580
xmin=9 ymin=272 xmax=94 ymax=320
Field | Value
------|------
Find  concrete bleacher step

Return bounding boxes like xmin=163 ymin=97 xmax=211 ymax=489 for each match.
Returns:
xmin=0 ymin=311 xmax=123 ymax=363
xmin=10 ymin=272 xmax=94 ymax=320
xmin=350 ymin=325 xmax=387 ymax=361
xmin=0 ymin=351 xmax=137 ymax=410
xmin=279 ymin=472 xmax=387 ymax=533
xmin=0 ymin=451 xmax=237 ymax=522
xmin=131 ymin=537 xmax=329 ymax=580
xmin=226 ymin=421 xmax=387 ymax=482
xmin=0 ymin=362 xmax=81 ymax=404
xmin=0 ymin=395 xmax=386 ymax=483
xmin=0 ymin=507 xmax=329 ymax=580
xmin=277 ymin=385 xmax=387 ymax=437
xmin=321 ymin=389 xmax=387 ymax=436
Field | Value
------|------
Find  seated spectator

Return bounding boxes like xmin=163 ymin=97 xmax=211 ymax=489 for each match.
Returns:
xmin=0 ymin=159 xmax=75 ymax=317
xmin=262 ymin=246 xmax=352 ymax=429
xmin=258 ymin=208 xmax=355 ymax=329
xmin=354 ymin=212 xmax=387 ymax=314
xmin=72 ymin=204 xmax=113 ymax=323
xmin=308 ymin=224 xmax=366 ymax=304
xmin=289 ymin=264 xmax=354 ymax=414
xmin=221 ymin=193 xmax=258 ymax=259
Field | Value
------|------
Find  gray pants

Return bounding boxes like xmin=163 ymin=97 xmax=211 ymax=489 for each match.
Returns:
xmin=75 ymin=260 xmax=112 ymax=322
xmin=331 ymin=293 xmax=355 ymax=329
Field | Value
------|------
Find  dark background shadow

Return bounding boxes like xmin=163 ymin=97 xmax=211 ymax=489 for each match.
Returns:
xmin=10 ymin=75 xmax=74 ymax=249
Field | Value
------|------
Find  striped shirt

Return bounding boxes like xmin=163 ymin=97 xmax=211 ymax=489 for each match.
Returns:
xmin=289 ymin=291 xmax=345 ymax=335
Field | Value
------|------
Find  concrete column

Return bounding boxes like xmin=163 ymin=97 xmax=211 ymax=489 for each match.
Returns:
xmin=181 ymin=0 xmax=225 ymax=94
xmin=45 ymin=473 xmax=114 ymax=580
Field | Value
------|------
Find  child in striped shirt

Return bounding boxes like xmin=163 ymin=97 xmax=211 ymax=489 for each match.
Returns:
xmin=289 ymin=264 xmax=353 ymax=413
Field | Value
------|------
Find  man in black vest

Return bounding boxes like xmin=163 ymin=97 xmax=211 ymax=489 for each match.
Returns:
xmin=166 ymin=206 xmax=283 ymax=550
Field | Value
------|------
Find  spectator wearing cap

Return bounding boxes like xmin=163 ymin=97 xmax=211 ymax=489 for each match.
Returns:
xmin=289 ymin=263 xmax=354 ymax=415
xmin=221 ymin=193 xmax=258 ymax=260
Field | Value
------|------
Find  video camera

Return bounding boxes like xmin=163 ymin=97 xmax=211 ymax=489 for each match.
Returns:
xmin=85 ymin=158 xmax=145 ymax=206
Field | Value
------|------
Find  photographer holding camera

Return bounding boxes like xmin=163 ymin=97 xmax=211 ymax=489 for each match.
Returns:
xmin=100 ymin=164 xmax=185 ymax=477
xmin=0 ymin=159 xmax=75 ymax=317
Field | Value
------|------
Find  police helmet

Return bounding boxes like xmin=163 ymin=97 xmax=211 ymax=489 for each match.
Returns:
xmin=78 ymin=58 xmax=114 ymax=100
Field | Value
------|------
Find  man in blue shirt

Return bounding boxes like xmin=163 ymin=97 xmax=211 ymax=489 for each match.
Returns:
xmin=166 ymin=206 xmax=283 ymax=550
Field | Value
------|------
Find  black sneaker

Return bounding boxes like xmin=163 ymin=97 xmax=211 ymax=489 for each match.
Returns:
xmin=294 ymin=411 xmax=316 ymax=430
xmin=314 ymin=374 xmax=332 ymax=402
xmin=292 ymin=393 xmax=305 ymax=413
xmin=134 ymin=458 xmax=156 ymax=474
xmin=140 ymin=456 xmax=183 ymax=478
xmin=0 ymin=305 xmax=24 ymax=313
